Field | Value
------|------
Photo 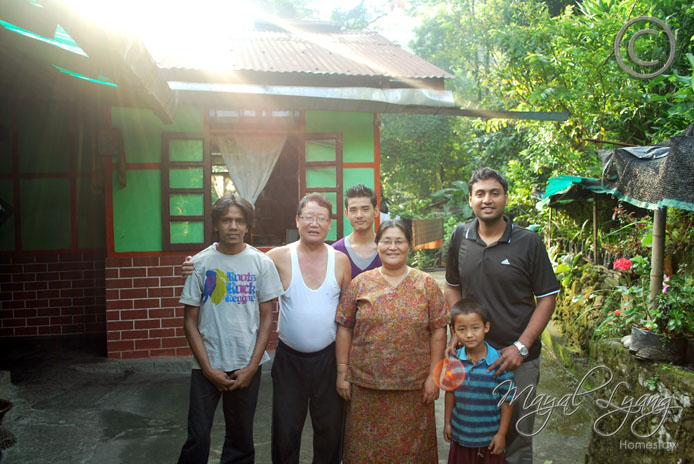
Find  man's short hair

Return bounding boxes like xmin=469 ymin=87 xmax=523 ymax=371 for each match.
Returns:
xmin=212 ymin=194 xmax=255 ymax=229
xmin=345 ymin=184 xmax=377 ymax=208
xmin=468 ymin=167 xmax=509 ymax=195
xmin=297 ymin=193 xmax=333 ymax=217
xmin=375 ymin=219 xmax=412 ymax=247
xmin=450 ymin=297 xmax=489 ymax=325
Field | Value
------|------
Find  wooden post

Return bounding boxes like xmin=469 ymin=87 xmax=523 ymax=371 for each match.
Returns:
xmin=649 ymin=207 xmax=667 ymax=309
xmin=547 ymin=207 xmax=552 ymax=249
xmin=592 ymin=194 xmax=598 ymax=265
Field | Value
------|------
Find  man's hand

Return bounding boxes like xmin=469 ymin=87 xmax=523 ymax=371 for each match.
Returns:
xmin=421 ymin=375 xmax=439 ymax=404
xmin=444 ymin=334 xmax=460 ymax=358
xmin=181 ymin=256 xmax=194 ymax=278
xmin=228 ymin=366 xmax=257 ymax=390
xmin=336 ymin=369 xmax=351 ymax=401
xmin=487 ymin=345 xmax=524 ymax=377
xmin=488 ymin=432 xmax=506 ymax=455
xmin=203 ymin=368 xmax=235 ymax=392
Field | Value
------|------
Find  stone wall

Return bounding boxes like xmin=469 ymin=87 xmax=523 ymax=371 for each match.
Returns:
xmin=543 ymin=326 xmax=694 ymax=464
xmin=584 ymin=340 xmax=693 ymax=464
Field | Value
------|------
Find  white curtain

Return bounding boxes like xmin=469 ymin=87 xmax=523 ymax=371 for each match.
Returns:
xmin=213 ymin=134 xmax=287 ymax=205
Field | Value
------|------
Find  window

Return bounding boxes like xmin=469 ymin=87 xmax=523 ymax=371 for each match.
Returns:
xmin=161 ymin=134 xmax=211 ymax=251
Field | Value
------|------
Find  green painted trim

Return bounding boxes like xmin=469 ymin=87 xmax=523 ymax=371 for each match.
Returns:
xmin=53 ymin=64 xmax=117 ymax=87
xmin=0 ymin=18 xmax=87 ymax=57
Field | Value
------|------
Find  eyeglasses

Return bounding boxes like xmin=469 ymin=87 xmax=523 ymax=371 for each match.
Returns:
xmin=378 ymin=239 xmax=408 ymax=247
xmin=299 ymin=216 xmax=331 ymax=225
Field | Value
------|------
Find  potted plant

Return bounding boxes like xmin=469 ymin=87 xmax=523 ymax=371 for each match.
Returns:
xmin=606 ymin=257 xmax=693 ymax=363
xmin=642 ymin=270 xmax=694 ymax=363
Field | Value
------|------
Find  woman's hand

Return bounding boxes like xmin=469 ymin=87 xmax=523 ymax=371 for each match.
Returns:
xmin=337 ymin=366 xmax=352 ymax=401
xmin=421 ymin=375 xmax=439 ymax=404
xmin=336 ymin=369 xmax=351 ymax=401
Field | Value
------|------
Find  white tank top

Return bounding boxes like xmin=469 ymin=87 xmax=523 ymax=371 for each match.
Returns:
xmin=278 ymin=242 xmax=341 ymax=353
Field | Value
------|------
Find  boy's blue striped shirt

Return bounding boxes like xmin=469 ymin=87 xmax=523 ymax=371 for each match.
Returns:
xmin=450 ymin=342 xmax=515 ymax=448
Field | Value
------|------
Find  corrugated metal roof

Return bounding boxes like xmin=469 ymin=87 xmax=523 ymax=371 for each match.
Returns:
xmin=149 ymin=30 xmax=453 ymax=80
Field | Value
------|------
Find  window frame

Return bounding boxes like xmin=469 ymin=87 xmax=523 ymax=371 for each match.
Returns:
xmin=161 ymin=132 xmax=212 ymax=251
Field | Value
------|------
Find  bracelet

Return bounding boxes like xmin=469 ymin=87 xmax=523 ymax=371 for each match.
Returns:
xmin=336 ymin=362 xmax=348 ymax=367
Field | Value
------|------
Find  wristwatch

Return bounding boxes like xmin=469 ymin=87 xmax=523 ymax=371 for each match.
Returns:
xmin=513 ymin=340 xmax=529 ymax=357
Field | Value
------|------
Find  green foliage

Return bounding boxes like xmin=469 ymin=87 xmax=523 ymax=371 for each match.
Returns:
xmin=405 ymin=0 xmax=694 ymax=225
xmin=430 ymin=181 xmax=473 ymax=220
xmin=655 ymin=269 xmax=694 ymax=335
xmin=594 ymin=255 xmax=651 ymax=338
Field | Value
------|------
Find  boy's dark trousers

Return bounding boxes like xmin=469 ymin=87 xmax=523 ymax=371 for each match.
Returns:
xmin=178 ymin=367 xmax=262 ymax=464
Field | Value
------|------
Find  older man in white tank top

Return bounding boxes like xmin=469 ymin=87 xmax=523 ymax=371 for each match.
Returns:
xmin=267 ymin=194 xmax=352 ymax=464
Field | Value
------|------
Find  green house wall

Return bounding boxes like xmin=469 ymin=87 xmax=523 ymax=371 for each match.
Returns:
xmin=110 ymin=106 xmax=203 ymax=252
xmin=305 ymin=111 xmax=376 ymax=240
xmin=0 ymin=101 xmax=105 ymax=252
xmin=109 ymin=107 xmax=376 ymax=251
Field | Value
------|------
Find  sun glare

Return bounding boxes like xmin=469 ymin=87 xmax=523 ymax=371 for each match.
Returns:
xmin=64 ymin=0 xmax=261 ymax=53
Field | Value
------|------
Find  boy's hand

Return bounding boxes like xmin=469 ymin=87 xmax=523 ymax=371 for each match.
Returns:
xmin=181 ymin=256 xmax=195 ymax=278
xmin=488 ymin=433 xmax=506 ymax=455
xmin=443 ymin=423 xmax=452 ymax=443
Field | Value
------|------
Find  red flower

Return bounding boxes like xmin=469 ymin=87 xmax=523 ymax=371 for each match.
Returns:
xmin=613 ymin=258 xmax=632 ymax=271
xmin=614 ymin=310 xmax=621 ymax=316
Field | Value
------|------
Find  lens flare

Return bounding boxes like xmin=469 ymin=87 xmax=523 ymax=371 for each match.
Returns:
xmin=433 ymin=357 xmax=465 ymax=391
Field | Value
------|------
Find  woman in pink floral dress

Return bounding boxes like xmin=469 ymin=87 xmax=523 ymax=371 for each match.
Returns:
xmin=335 ymin=220 xmax=449 ymax=463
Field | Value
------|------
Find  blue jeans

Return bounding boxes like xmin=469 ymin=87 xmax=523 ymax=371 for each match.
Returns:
xmin=178 ymin=367 xmax=262 ymax=464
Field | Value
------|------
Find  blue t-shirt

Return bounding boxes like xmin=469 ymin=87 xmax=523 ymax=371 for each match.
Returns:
xmin=450 ymin=342 xmax=515 ymax=448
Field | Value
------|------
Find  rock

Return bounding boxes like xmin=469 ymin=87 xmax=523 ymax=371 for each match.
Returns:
xmin=621 ymin=335 xmax=631 ymax=348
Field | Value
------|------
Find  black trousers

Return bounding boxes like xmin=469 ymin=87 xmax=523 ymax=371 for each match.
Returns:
xmin=271 ymin=341 xmax=344 ymax=464
xmin=178 ymin=367 xmax=262 ymax=464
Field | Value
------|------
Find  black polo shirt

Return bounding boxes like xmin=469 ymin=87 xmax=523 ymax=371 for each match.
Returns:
xmin=445 ymin=217 xmax=560 ymax=361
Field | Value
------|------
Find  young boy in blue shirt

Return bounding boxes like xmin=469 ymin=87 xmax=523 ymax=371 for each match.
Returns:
xmin=444 ymin=298 xmax=515 ymax=464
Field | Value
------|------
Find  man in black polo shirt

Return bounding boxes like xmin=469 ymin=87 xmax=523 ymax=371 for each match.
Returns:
xmin=444 ymin=167 xmax=559 ymax=464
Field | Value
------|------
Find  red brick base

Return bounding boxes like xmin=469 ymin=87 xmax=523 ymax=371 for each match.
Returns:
xmin=105 ymin=255 xmax=280 ymax=359
xmin=0 ymin=251 xmax=106 ymax=337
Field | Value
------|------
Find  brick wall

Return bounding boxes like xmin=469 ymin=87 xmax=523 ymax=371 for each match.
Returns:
xmin=105 ymin=255 xmax=281 ymax=359
xmin=0 ymin=252 xmax=106 ymax=338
